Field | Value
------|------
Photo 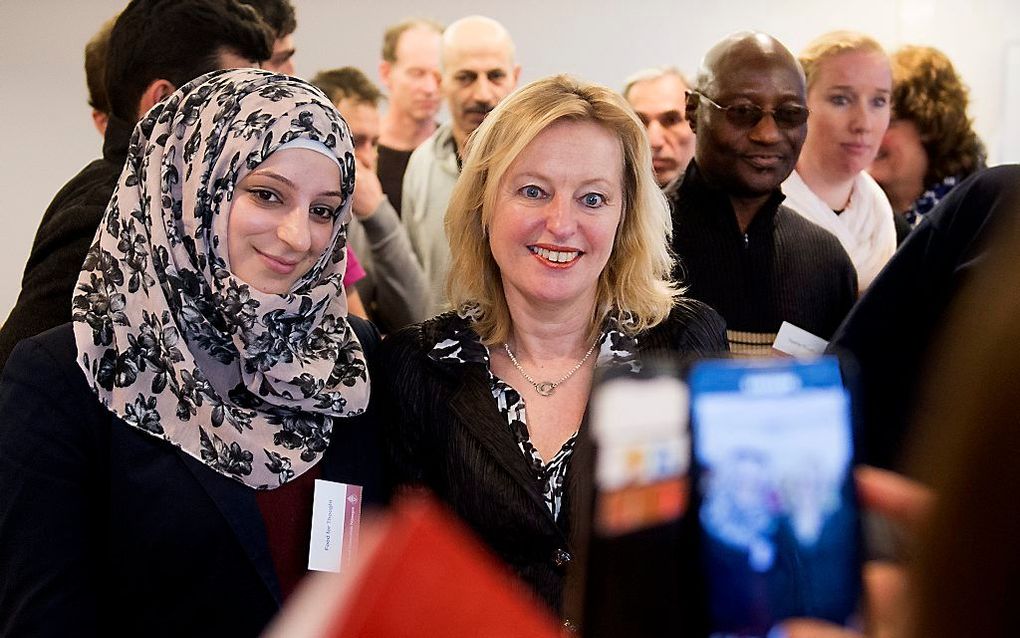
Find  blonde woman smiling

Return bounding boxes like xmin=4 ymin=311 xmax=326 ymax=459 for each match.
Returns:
xmin=377 ymin=75 xmax=726 ymax=614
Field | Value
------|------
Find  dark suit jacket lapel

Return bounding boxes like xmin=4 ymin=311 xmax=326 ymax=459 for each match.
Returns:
xmin=177 ymin=451 xmax=283 ymax=605
xmin=446 ymin=363 xmax=563 ymax=535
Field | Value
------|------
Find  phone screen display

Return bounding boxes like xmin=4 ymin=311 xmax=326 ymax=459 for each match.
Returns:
xmin=690 ymin=357 xmax=860 ymax=638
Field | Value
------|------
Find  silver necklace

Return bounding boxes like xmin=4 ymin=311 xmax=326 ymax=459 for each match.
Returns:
xmin=503 ymin=340 xmax=598 ymax=397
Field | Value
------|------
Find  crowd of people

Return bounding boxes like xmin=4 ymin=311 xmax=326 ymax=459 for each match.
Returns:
xmin=0 ymin=0 xmax=1013 ymax=636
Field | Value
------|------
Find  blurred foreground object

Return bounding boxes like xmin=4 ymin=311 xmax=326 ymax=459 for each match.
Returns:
xmin=265 ymin=496 xmax=561 ymax=637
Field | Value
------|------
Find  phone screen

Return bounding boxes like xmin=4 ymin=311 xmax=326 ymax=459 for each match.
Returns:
xmin=690 ymin=357 xmax=861 ymax=638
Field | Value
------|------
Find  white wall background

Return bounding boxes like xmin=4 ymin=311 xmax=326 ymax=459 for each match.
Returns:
xmin=1 ymin=0 xmax=1017 ymax=320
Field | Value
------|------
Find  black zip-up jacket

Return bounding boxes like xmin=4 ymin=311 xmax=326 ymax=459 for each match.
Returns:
xmin=0 ymin=116 xmax=134 ymax=370
xmin=669 ymin=161 xmax=857 ymax=354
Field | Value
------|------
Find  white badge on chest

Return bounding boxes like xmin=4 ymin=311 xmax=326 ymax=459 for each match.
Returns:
xmin=308 ymin=479 xmax=363 ymax=573
xmin=773 ymin=321 xmax=828 ymax=357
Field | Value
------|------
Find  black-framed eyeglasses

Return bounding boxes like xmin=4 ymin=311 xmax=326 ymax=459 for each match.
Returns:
xmin=688 ymin=90 xmax=809 ymax=129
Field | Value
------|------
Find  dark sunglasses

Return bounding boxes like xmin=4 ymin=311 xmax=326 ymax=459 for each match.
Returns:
xmin=636 ymin=110 xmax=687 ymax=129
xmin=688 ymin=90 xmax=810 ymax=129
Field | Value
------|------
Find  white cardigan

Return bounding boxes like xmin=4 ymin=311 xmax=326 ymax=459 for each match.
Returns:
xmin=782 ymin=170 xmax=896 ymax=291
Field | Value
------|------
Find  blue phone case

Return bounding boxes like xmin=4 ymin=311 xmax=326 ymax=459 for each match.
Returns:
xmin=689 ymin=357 xmax=862 ymax=638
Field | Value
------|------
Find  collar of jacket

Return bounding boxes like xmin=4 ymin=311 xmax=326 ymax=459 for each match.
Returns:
xmin=674 ymin=160 xmax=787 ymax=238
xmin=418 ymin=311 xmax=572 ymax=536
xmin=427 ymin=122 xmax=461 ymax=177
xmin=102 ymin=114 xmax=134 ymax=167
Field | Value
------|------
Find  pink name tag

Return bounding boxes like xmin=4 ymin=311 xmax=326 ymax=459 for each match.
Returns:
xmin=307 ymin=479 xmax=362 ymax=573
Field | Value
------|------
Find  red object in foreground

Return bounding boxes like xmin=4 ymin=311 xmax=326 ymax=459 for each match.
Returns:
xmin=328 ymin=496 xmax=562 ymax=638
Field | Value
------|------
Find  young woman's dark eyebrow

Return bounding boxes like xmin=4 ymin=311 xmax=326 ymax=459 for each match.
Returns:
xmin=248 ymin=170 xmax=343 ymax=198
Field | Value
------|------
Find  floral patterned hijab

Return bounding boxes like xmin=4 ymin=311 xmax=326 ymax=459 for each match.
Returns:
xmin=72 ymin=68 xmax=369 ymax=489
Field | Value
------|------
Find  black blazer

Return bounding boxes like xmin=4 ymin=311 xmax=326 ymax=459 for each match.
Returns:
xmin=375 ymin=303 xmax=727 ymax=613
xmin=0 ymin=319 xmax=384 ymax=637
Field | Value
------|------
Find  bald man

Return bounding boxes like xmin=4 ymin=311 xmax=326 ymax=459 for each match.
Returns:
xmin=669 ymin=32 xmax=857 ymax=354
xmin=402 ymin=15 xmax=521 ymax=315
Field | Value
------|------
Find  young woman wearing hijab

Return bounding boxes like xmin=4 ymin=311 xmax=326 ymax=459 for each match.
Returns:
xmin=376 ymin=75 xmax=727 ymax=617
xmin=781 ymin=31 xmax=897 ymax=292
xmin=0 ymin=68 xmax=380 ymax=636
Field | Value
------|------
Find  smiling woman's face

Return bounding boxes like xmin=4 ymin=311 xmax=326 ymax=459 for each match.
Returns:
xmin=227 ymin=148 xmax=342 ymax=294
xmin=487 ymin=119 xmax=624 ymax=312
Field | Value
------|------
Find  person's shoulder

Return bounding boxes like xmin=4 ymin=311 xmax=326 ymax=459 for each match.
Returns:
xmin=402 ymin=128 xmax=451 ymax=209
xmin=376 ymin=143 xmax=413 ymax=161
xmin=51 ymin=157 xmax=116 ymax=203
xmin=670 ymin=297 xmax=725 ymax=326
xmin=383 ymin=310 xmax=464 ymax=354
xmin=780 ymin=170 xmax=813 ymax=207
xmin=962 ymin=164 xmax=1020 ymax=191
xmin=376 ymin=312 xmax=469 ymax=393
xmin=406 ymin=123 xmax=451 ymax=166
xmin=403 ymin=138 xmax=433 ymax=180
xmin=856 ymin=170 xmax=887 ymax=198
xmin=926 ymin=165 xmax=1020 ymax=236
xmin=1 ymin=324 xmax=94 ymax=409
xmin=381 ymin=318 xmax=426 ymax=357
xmin=5 ymin=323 xmax=77 ymax=370
xmin=671 ymin=299 xmax=728 ymax=350
xmin=37 ymin=157 xmax=119 ymax=233
xmin=432 ymin=122 xmax=455 ymax=150
xmin=640 ymin=300 xmax=728 ymax=356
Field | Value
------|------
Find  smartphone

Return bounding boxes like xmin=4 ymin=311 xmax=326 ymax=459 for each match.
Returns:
xmin=689 ymin=356 xmax=861 ymax=638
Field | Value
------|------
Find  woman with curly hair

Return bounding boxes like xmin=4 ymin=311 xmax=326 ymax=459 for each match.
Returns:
xmin=869 ymin=45 xmax=986 ymax=233
xmin=0 ymin=68 xmax=382 ymax=635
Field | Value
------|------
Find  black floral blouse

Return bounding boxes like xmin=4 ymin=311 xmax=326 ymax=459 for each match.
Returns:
xmin=429 ymin=320 xmax=639 ymax=520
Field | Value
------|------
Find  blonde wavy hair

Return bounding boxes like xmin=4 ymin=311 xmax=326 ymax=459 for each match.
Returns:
xmin=799 ymin=30 xmax=888 ymax=91
xmin=444 ymin=74 xmax=679 ymax=346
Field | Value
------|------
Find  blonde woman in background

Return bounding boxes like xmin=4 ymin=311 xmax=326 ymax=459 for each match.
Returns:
xmin=782 ymin=31 xmax=896 ymax=291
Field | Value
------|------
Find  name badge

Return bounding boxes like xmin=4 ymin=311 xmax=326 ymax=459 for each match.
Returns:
xmin=308 ymin=479 xmax=362 ymax=573
xmin=773 ymin=321 xmax=828 ymax=357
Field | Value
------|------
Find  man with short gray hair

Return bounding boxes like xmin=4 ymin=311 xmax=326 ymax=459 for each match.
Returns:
xmin=623 ymin=67 xmax=696 ymax=189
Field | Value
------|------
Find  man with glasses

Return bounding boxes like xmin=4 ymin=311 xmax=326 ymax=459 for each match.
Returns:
xmin=623 ymin=67 xmax=696 ymax=191
xmin=670 ymin=32 xmax=857 ymax=355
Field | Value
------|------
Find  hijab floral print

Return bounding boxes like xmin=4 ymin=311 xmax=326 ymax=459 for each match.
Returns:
xmin=72 ymin=68 xmax=369 ymax=489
